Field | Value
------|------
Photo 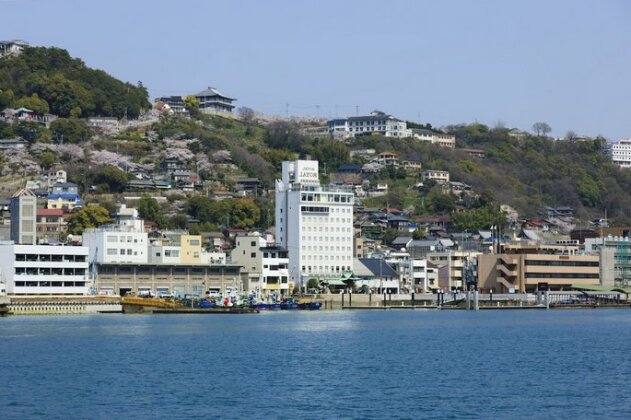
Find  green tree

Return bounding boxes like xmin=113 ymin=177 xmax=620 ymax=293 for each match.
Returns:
xmin=37 ymin=151 xmax=57 ymax=168
xmin=0 ymin=120 xmax=14 ymax=138
xmin=426 ymin=188 xmax=455 ymax=214
xmin=306 ymin=278 xmax=320 ymax=291
xmin=184 ymin=95 xmax=200 ymax=118
xmin=138 ymin=195 xmax=163 ymax=225
xmin=92 ymin=165 xmax=129 ymax=193
xmin=50 ymin=118 xmax=91 ymax=143
xmin=66 ymin=204 xmax=112 ymax=235
xmin=0 ymin=89 xmax=15 ymax=110
xmin=15 ymin=121 xmax=49 ymax=143
xmin=15 ymin=93 xmax=50 ymax=114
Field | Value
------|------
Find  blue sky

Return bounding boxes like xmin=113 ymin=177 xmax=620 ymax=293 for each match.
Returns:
xmin=2 ymin=0 xmax=630 ymax=139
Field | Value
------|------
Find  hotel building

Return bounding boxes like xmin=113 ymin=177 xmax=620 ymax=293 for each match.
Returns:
xmin=275 ymin=160 xmax=354 ymax=288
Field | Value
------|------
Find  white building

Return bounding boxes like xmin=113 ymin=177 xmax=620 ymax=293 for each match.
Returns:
xmin=327 ymin=110 xmax=411 ymax=138
xmin=0 ymin=241 xmax=89 ymax=295
xmin=611 ymin=139 xmax=631 ymax=169
xmin=411 ymin=129 xmax=456 ymax=148
xmin=275 ymin=160 xmax=354 ymax=288
xmin=230 ymin=232 xmax=290 ymax=297
xmin=82 ymin=205 xmax=148 ymax=264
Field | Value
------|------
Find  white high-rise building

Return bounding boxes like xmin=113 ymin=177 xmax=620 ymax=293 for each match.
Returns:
xmin=611 ymin=139 xmax=631 ymax=169
xmin=275 ymin=160 xmax=354 ymax=288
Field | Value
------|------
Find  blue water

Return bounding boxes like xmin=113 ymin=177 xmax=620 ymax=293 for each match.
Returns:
xmin=1 ymin=310 xmax=631 ymax=419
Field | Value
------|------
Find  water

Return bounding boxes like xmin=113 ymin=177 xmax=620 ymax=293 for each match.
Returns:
xmin=1 ymin=310 xmax=631 ymax=419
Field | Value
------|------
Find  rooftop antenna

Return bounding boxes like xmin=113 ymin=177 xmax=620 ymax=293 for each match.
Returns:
xmin=285 ymin=103 xmax=289 ymax=118
xmin=355 ymin=105 xmax=359 ymax=116
xmin=316 ymin=104 xmax=320 ymax=119
xmin=335 ymin=104 xmax=338 ymax=118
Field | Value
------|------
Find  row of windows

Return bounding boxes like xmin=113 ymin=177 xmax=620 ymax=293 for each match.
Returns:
xmin=302 ymin=245 xmax=352 ymax=252
xmin=14 ymin=281 xmax=86 ymax=287
xmin=301 ymin=224 xmax=351 ymax=232
xmin=300 ymin=194 xmax=352 ymax=203
xmin=301 ymin=265 xmax=351 ymax=273
xmin=15 ymin=267 xmax=85 ymax=275
xmin=525 ymin=273 xmax=600 ymax=279
xmin=525 ymin=260 xmax=599 ymax=267
xmin=15 ymin=254 xmax=86 ymax=262
xmin=301 ymin=206 xmax=329 ymax=214
xmin=262 ymin=276 xmax=288 ymax=284
xmin=263 ymin=252 xmax=288 ymax=258
xmin=98 ymin=266 xmax=238 ymax=275
xmin=302 ymin=254 xmax=352 ymax=261
xmin=263 ymin=264 xmax=287 ymax=270
xmin=106 ymin=235 xmax=144 ymax=243
xmin=349 ymin=120 xmax=387 ymax=125
xmin=107 ymin=248 xmax=141 ymax=256
xmin=301 ymin=235 xmax=352 ymax=241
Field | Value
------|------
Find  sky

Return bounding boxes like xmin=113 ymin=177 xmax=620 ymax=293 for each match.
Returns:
xmin=2 ymin=0 xmax=630 ymax=140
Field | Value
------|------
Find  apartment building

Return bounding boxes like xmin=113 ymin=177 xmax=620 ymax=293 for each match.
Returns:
xmin=0 ymin=241 xmax=89 ymax=295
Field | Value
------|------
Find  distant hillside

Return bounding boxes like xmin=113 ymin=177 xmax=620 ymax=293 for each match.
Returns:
xmin=0 ymin=46 xmax=149 ymax=118
xmin=350 ymin=125 xmax=628 ymax=223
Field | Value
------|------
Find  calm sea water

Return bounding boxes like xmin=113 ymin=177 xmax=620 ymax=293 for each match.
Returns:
xmin=1 ymin=309 xmax=631 ymax=419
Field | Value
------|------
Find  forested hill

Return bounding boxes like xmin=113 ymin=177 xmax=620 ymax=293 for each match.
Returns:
xmin=354 ymin=124 xmax=627 ymax=223
xmin=0 ymin=47 xmax=149 ymax=118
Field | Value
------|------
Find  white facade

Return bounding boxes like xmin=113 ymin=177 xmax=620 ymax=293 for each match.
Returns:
xmin=327 ymin=111 xmax=411 ymax=138
xmin=0 ymin=241 xmax=89 ymax=295
xmin=611 ymin=139 xmax=631 ymax=169
xmin=275 ymin=160 xmax=354 ymax=288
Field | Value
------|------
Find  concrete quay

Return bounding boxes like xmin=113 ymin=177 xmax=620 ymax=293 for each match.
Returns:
xmin=5 ymin=296 xmax=122 ymax=315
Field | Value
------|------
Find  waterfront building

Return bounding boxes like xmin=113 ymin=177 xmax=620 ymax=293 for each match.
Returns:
xmin=352 ymin=257 xmax=400 ymax=294
xmin=584 ymin=236 xmax=631 ymax=287
xmin=10 ymin=188 xmax=37 ymax=245
xmin=230 ymin=232 xmax=290 ymax=297
xmin=94 ymin=263 xmax=242 ymax=297
xmin=427 ymin=250 xmax=481 ymax=291
xmin=610 ymin=138 xmax=631 ymax=169
xmin=275 ymin=160 xmax=354 ymax=289
xmin=476 ymin=242 xmax=614 ymax=293
xmin=0 ymin=241 xmax=89 ymax=295
xmin=411 ymin=259 xmax=439 ymax=293
xmin=82 ymin=205 xmax=148 ymax=264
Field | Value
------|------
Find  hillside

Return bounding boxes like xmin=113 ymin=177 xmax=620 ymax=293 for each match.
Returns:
xmin=0 ymin=46 xmax=149 ymax=118
xmin=1 ymin=45 xmax=629 ymax=232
